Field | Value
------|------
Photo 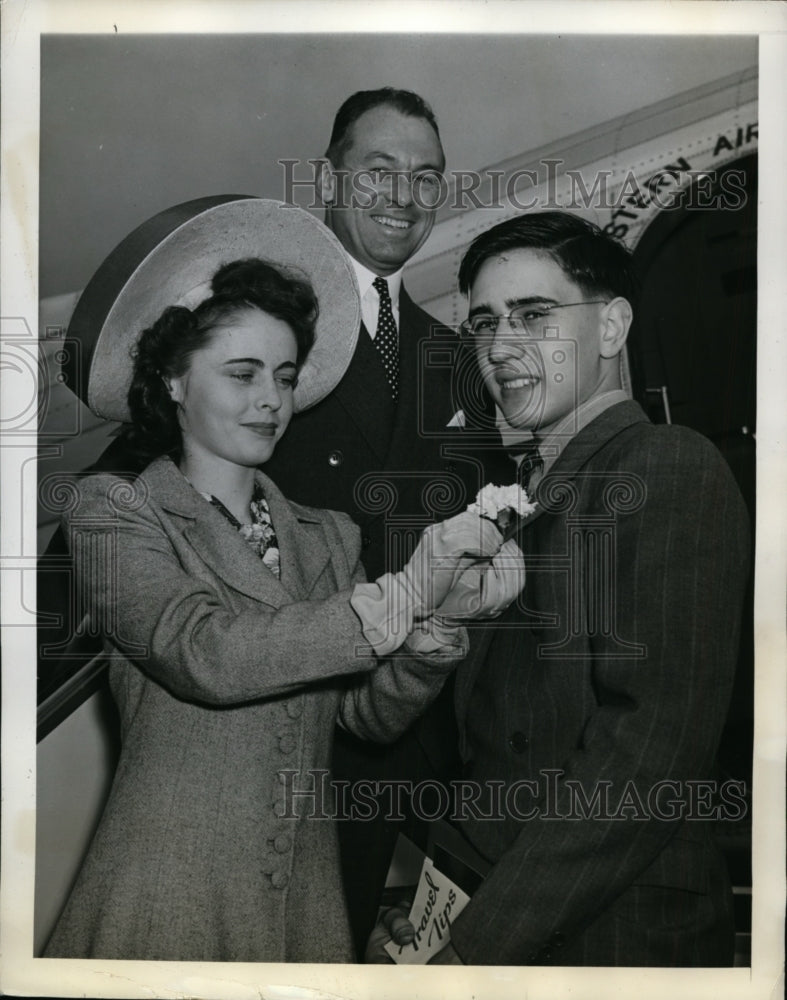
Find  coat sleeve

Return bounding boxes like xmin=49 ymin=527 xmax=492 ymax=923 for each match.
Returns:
xmin=338 ymin=624 xmax=464 ymax=744
xmin=449 ymin=428 xmax=750 ymax=965
xmin=63 ymin=476 xmax=380 ymax=707
xmin=321 ymin=509 xmax=465 ymax=744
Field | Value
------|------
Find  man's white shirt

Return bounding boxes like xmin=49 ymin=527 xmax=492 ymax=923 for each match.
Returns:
xmin=348 ymin=257 xmax=403 ymax=338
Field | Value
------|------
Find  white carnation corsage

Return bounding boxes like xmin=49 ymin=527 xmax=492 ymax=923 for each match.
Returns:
xmin=428 ymin=484 xmax=532 ymax=620
xmin=467 ymin=483 xmax=537 ymax=534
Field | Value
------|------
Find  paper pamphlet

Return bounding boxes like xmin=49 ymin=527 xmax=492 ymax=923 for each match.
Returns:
xmin=384 ymin=856 xmax=470 ymax=964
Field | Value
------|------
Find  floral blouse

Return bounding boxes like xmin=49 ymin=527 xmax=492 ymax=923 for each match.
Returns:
xmin=201 ymin=482 xmax=281 ymax=578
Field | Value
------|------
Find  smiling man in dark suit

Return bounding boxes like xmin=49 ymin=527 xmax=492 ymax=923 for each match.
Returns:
xmin=264 ymin=88 xmax=504 ymax=956
xmin=405 ymin=211 xmax=750 ymax=966
xmin=267 ymin=88 xmax=483 ymax=579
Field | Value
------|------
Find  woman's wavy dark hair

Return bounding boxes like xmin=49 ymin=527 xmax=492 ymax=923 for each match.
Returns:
xmin=120 ymin=257 xmax=318 ymax=465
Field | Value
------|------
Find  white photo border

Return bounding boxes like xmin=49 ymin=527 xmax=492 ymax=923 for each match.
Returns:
xmin=2 ymin=2 xmax=785 ymax=998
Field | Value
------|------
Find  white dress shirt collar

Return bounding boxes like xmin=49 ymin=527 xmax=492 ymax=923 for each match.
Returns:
xmin=509 ymin=389 xmax=630 ymax=488
xmin=348 ymin=257 xmax=404 ymax=338
xmin=538 ymin=389 xmax=630 ymax=473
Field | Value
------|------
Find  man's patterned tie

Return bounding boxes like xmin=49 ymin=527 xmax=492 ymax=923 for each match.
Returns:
xmin=372 ymin=276 xmax=400 ymax=401
xmin=509 ymin=439 xmax=543 ymax=492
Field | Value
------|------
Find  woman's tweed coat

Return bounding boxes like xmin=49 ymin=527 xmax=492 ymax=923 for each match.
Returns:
xmin=44 ymin=456 xmax=457 ymax=962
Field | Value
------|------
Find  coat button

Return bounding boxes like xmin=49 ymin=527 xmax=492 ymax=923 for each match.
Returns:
xmin=274 ymin=834 xmax=292 ymax=854
xmin=271 ymin=871 xmax=290 ymax=889
xmin=285 ymin=700 xmax=303 ymax=719
xmin=278 ymin=733 xmax=297 ymax=754
xmin=508 ymin=731 xmax=529 ymax=753
xmin=328 ymin=450 xmax=343 ymax=467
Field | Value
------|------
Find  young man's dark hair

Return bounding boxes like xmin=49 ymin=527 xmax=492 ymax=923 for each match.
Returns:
xmin=458 ymin=210 xmax=640 ymax=308
xmin=325 ymin=86 xmax=441 ymax=165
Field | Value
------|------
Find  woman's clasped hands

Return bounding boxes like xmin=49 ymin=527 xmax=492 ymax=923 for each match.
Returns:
xmin=350 ymin=510 xmax=526 ymax=657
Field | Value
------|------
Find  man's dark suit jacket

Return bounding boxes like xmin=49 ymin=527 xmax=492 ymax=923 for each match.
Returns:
xmin=448 ymin=399 xmax=750 ymax=967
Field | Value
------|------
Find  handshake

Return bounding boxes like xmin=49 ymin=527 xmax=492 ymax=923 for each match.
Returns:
xmin=351 ymin=510 xmax=527 ymax=658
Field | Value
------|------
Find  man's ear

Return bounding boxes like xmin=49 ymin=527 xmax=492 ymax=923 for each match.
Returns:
xmin=316 ymin=158 xmax=337 ymax=206
xmin=599 ymin=297 xmax=633 ymax=359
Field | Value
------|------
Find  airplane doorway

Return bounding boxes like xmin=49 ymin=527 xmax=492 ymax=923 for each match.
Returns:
xmin=628 ymin=153 xmax=756 ymax=965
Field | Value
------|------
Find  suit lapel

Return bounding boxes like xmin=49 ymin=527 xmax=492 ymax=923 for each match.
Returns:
xmin=328 ymin=288 xmax=459 ymax=471
xmin=539 ymin=399 xmax=648 ymax=484
xmin=385 ymin=288 xmax=450 ymax=471
xmin=142 ymin=458 xmax=331 ymax=606
xmin=386 ymin=288 xmax=425 ymax=466
xmin=455 ymin=400 xmax=650 ymax=736
xmin=509 ymin=400 xmax=648 ymax=539
xmin=257 ymin=471 xmax=332 ymax=599
xmin=333 ymin=320 xmax=396 ymax=461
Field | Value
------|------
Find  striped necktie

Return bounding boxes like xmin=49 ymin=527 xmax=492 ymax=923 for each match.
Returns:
xmin=372 ymin=276 xmax=399 ymax=401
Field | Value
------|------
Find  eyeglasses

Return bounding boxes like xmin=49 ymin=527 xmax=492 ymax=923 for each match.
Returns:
xmin=460 ymin=300 xmax=608 ymax=340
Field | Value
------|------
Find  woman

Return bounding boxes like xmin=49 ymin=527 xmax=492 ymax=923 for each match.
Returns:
xmin=44 ymin=199 xmax=521 ymax=963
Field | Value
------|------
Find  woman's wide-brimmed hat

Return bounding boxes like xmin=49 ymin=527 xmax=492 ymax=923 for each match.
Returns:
xmin=65 ymin=196 xmax=360 ymax=420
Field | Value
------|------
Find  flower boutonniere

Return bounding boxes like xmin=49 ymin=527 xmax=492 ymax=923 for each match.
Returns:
xmin=466 ymin=483 xmax=537 ymax=535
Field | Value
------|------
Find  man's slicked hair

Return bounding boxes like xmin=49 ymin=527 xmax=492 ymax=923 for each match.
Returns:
xmin=458 ymin=211 xmax=639 ymax=307
xmin=325 ymin=87 xmax=442 ymax=165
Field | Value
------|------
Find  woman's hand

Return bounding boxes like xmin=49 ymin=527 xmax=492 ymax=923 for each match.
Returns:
xmin=432 ymin=538 xmax=526 ymax=619
xmin=407 ymin=512 xmax=504 ymax=616
xmin=402 ymin=617 xmax=468 ymax=662
xmin=351 ymin=512 xmax=502 ymax=656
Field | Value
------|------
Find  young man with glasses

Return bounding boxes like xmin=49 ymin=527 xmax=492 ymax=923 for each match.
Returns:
xmin=375 ymin=211 xmax=750 ymax=966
